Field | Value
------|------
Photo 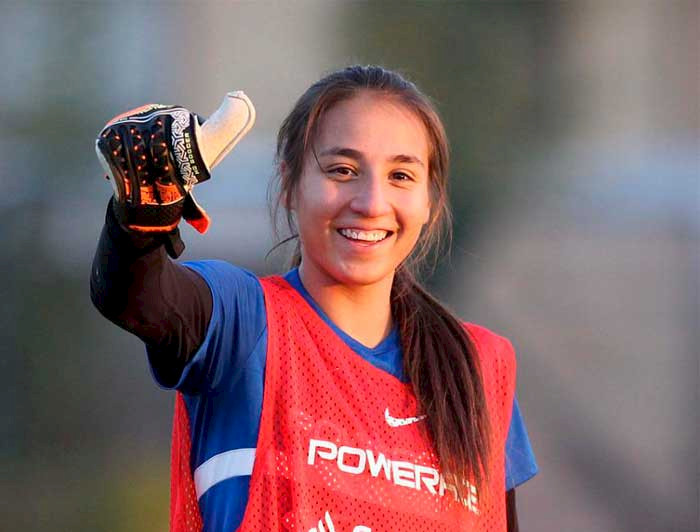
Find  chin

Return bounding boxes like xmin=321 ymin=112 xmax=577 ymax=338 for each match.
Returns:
xmin=330 ymin=261 xmax=396 ymax=288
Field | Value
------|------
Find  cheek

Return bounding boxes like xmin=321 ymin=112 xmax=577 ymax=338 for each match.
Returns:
xmin=295 ymin=178 xmax=342 ymax=226
xmin=399 ymin=193 xmax=432 ymax=231
xmin=420 ymin=187 xmax=433 ymax=226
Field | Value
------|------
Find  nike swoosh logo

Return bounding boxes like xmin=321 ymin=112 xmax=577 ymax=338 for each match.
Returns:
xmin=384 ymin=407 xmax=427 ymax=427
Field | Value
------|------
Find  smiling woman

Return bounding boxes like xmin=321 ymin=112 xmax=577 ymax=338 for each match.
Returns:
xmin=91 ymin=65 xmax=537 ymax=532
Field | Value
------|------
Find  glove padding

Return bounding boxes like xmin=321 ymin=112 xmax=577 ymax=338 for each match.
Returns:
xmin=96 ymin=104 xmax=212 ymax=235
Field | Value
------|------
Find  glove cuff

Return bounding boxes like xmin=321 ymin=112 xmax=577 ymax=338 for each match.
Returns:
xmin=107 ymin=197 xmax=186 ymax=259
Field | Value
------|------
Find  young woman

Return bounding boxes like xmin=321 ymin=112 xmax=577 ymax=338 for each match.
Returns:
xmin=91 ymin=65 xmax=537 ymax=532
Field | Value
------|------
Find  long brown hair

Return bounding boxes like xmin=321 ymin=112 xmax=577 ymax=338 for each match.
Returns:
xmin=273 ymin=65 xmax=491 ymax=495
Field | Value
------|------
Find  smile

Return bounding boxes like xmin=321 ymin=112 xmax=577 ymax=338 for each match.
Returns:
xmin=337 ymin=228 xmax=392 ymax=243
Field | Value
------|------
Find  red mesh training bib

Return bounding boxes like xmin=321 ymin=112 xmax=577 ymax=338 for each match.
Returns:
xmin=171 ymin=392 xmax=204 ymax=532
xmin=236 ymin=276 xmax=516 ymax=532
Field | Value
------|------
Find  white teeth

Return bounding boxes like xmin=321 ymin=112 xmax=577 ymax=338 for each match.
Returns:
xmin=339 ymin=228 xmax=389 ymax=242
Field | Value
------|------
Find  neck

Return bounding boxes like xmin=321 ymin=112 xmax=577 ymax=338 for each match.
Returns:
xmin=298 ymin=263 xmax=394 ymax=348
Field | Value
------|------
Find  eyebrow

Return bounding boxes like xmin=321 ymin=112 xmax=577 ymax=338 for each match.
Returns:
xmin=317 ymin=146 xmax=425 ymax=168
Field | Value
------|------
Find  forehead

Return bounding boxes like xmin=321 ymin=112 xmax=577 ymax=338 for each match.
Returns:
xmin=314 ymin=92 xmax=430 ymax=164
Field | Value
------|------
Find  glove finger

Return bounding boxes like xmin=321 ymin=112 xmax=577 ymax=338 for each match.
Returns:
xmin=197 ymin=91 xmax=256 ymax=169
xmin=148 ymin=117 xmax=185 ymax=204
xmin=96 ymin=125 xmax=131 ymax=202
xmin=123 ymin=122 xmax=147 ymax=207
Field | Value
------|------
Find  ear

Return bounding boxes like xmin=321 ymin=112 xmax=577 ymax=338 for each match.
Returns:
xmin=422 ymin=203 xmax=431 ymax=226
xmin=421 ymin=191 xmax=432 ymax=226
xmin=285 ymin=191 xmax=296 ymax=211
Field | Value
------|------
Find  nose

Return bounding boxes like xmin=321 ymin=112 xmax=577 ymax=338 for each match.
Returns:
xmin=349 ymin=174 xmax=391 ymax=218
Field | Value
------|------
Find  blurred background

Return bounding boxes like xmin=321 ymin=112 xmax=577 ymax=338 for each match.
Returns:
xmin=1 ymin=1 xmax=697 ymax=530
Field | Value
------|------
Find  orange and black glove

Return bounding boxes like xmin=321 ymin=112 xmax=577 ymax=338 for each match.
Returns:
xmin=97 ymin=92 xmax=256 ymax=257
xmin=96 ymin=104 xmax=213 ymax=243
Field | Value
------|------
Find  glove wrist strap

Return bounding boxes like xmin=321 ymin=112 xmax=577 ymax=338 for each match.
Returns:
xmin=107 ymin=197 xmax=186 ymax=259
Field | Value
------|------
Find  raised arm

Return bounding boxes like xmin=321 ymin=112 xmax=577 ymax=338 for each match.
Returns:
xmin=89 ymin=93 xmax=255 ymax=384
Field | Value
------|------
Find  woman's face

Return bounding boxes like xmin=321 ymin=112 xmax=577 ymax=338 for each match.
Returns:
xmin=291 ymin=91 xmax=432 ymax=289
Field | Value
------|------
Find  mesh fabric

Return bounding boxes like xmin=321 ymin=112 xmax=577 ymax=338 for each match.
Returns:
xmin=171 ymin=392 xmax=204 ymax=532
xmin=236 ymin=277 xmax=516 ymax=531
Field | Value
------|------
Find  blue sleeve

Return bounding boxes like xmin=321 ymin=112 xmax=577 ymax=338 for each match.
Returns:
xmin=505 ymin=396 xmax=539 ymax=490
xmin=149 ymin=260 xmax=266 ymax=395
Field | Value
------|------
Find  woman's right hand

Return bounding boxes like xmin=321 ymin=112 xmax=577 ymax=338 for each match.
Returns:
xmin=94 ymin=92 xmax=255 ymax=238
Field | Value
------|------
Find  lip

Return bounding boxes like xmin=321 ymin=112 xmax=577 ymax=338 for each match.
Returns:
xmin=336 ymin=225 xmax=395 ymax=233
xmin=335 ymin=228 xmax=395 ymax=248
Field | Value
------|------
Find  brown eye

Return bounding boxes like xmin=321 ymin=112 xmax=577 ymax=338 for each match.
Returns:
xmin=391 ymin=171 xmax=413 ymax=182
xmin=328 ymin=166 xmax=356 ymax=179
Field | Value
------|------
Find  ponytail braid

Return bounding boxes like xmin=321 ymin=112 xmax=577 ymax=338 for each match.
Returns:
xmin=392 ymin=267 xmax=491 ymax=493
